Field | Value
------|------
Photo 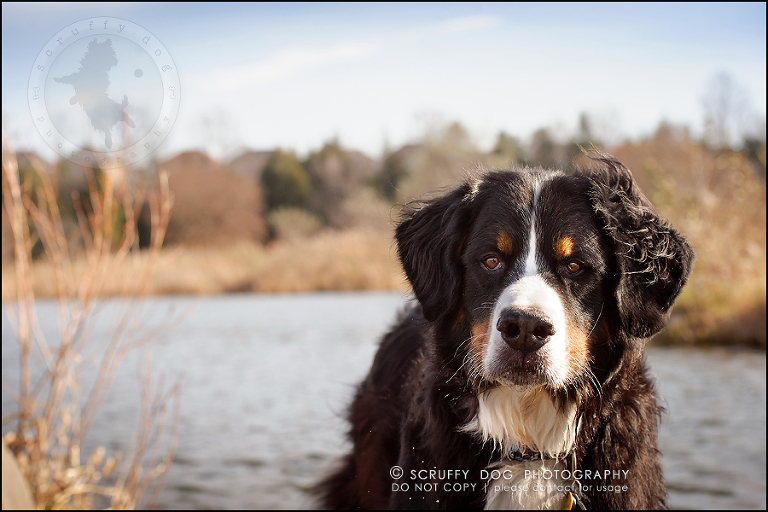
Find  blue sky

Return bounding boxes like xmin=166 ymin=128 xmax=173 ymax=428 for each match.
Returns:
xmin=2 ymin=2 xmax=766 ymax=161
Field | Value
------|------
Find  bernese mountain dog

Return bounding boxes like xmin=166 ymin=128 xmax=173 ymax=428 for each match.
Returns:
xmin=316 ymin=154 xmax=694 ymax=509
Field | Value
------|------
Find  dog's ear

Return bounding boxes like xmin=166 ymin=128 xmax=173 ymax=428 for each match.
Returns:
xmin=396 ymin=184 xmax=474 ymax=322
xmin=586 ymin=155 xmax=695 ymax=339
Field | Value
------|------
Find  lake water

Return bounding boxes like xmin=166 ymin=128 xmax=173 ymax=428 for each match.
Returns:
xmin=2 ymin=292 xmax=766 ymax=510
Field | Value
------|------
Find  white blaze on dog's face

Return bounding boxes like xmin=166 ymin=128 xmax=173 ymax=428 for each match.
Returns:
xmin=484 ymin=181 xmax=570 ymax=388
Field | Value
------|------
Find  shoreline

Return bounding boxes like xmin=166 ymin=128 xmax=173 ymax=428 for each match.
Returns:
xmin=2 ymin=229 xmax=765 ymax=349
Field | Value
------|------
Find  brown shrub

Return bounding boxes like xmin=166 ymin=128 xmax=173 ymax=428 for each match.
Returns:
xmin=159 ymin=152 xmax=267 ymax=247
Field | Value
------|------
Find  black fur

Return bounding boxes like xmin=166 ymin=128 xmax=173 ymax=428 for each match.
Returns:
xmin=586 ymin=156 xmax=695 ymax=339
xmin=395 ymin=183 xmax=475 ymax=323
xmin=315 ymin=155 xmax=694 ymax=509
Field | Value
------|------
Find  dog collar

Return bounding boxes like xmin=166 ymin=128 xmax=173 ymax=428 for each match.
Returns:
xmin=504 ymin=449 xmax=588 ymax=510
xmin=506 ymin=449 xmax=555 ymax=462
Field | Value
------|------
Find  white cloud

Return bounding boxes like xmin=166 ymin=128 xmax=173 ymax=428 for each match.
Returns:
xmin=191 ymin=41 xmax=380 ymax=93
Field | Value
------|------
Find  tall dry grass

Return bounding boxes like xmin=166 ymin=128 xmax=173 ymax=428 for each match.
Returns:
xmin=141 ymin=229 xmax=406 ymax=295
xmin=2 ymin=229 xmax=407 ymax=299
xmin=1 ymin=143 xmax=181 ymax=509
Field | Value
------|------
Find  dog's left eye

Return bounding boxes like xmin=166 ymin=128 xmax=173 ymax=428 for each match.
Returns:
xmin=483 ymin=256 xmax=502 ymax=270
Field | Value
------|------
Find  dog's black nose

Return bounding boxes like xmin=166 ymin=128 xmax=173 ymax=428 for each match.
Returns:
xmin=496 ymin=309 xmax=554 ymax=352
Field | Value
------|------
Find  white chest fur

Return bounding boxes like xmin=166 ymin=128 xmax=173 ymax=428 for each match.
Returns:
xmin=462 ymin=385 xmax=577 ymax=456
xmin=462 ymin=385 xmax=578 ymax=510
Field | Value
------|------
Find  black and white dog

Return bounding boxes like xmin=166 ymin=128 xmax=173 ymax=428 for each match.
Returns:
xmin=316 ymin=155 xmax=694 ymax=509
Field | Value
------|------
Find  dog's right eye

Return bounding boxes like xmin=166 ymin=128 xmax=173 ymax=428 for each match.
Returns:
xmin=566 ymin=262 xmax=581 ymax=274
xmin=483 ymin=255 xmax=502 ymax=271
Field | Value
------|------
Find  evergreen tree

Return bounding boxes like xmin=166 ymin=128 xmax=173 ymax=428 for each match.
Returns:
xmin=261 ymin=150 xmax=313 ymax=212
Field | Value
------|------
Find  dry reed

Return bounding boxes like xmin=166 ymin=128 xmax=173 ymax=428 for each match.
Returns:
xmin=1 ymin=140 xmax=181 ymax=509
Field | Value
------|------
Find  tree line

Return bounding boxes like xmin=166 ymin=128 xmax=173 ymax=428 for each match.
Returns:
xmin=3 ymin=110 xmax=765 ymax=261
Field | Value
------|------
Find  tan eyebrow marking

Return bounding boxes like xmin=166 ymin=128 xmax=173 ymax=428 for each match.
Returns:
xmin=555 ymin=236 xmax=575 ymax=259
xmin=496 ymin=232 xmax=514 ymax=255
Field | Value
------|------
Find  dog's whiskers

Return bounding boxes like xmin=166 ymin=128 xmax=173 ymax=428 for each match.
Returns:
xmin=567 ymin=355 xmax=602 ymax=398
xmin=587 ymin=304 xmax=604 ymax=340
xmin=445 ymin=330 xmax=487 ymax=382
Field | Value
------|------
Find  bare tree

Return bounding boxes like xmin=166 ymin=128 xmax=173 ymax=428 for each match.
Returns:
xmin=702 ymin=72 xmax=752 ymax=149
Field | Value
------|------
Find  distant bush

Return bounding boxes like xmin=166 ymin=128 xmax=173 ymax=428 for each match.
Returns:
xmin=373 ymin=150 xmax=409 ymax=201
xmin=267 ymin=207 xmax=323 ymax=241
xmin=488 ymin=131 xmax=525 ymax=168
xmin=305 ymin=141 xmax=379 ymax=227
xmin=162 ymin=161 xmax=267 ymax=246
xmin=394 ymin=122 xmax=484 ymax=203
xmin=261 ymin=150 xmax=313 ymax=213
xmin=336 ymin=187 xmax=394 ymax=232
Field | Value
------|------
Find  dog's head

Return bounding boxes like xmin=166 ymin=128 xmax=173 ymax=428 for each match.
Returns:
xmin=396 ymin=155 xmax=694 ymax=392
